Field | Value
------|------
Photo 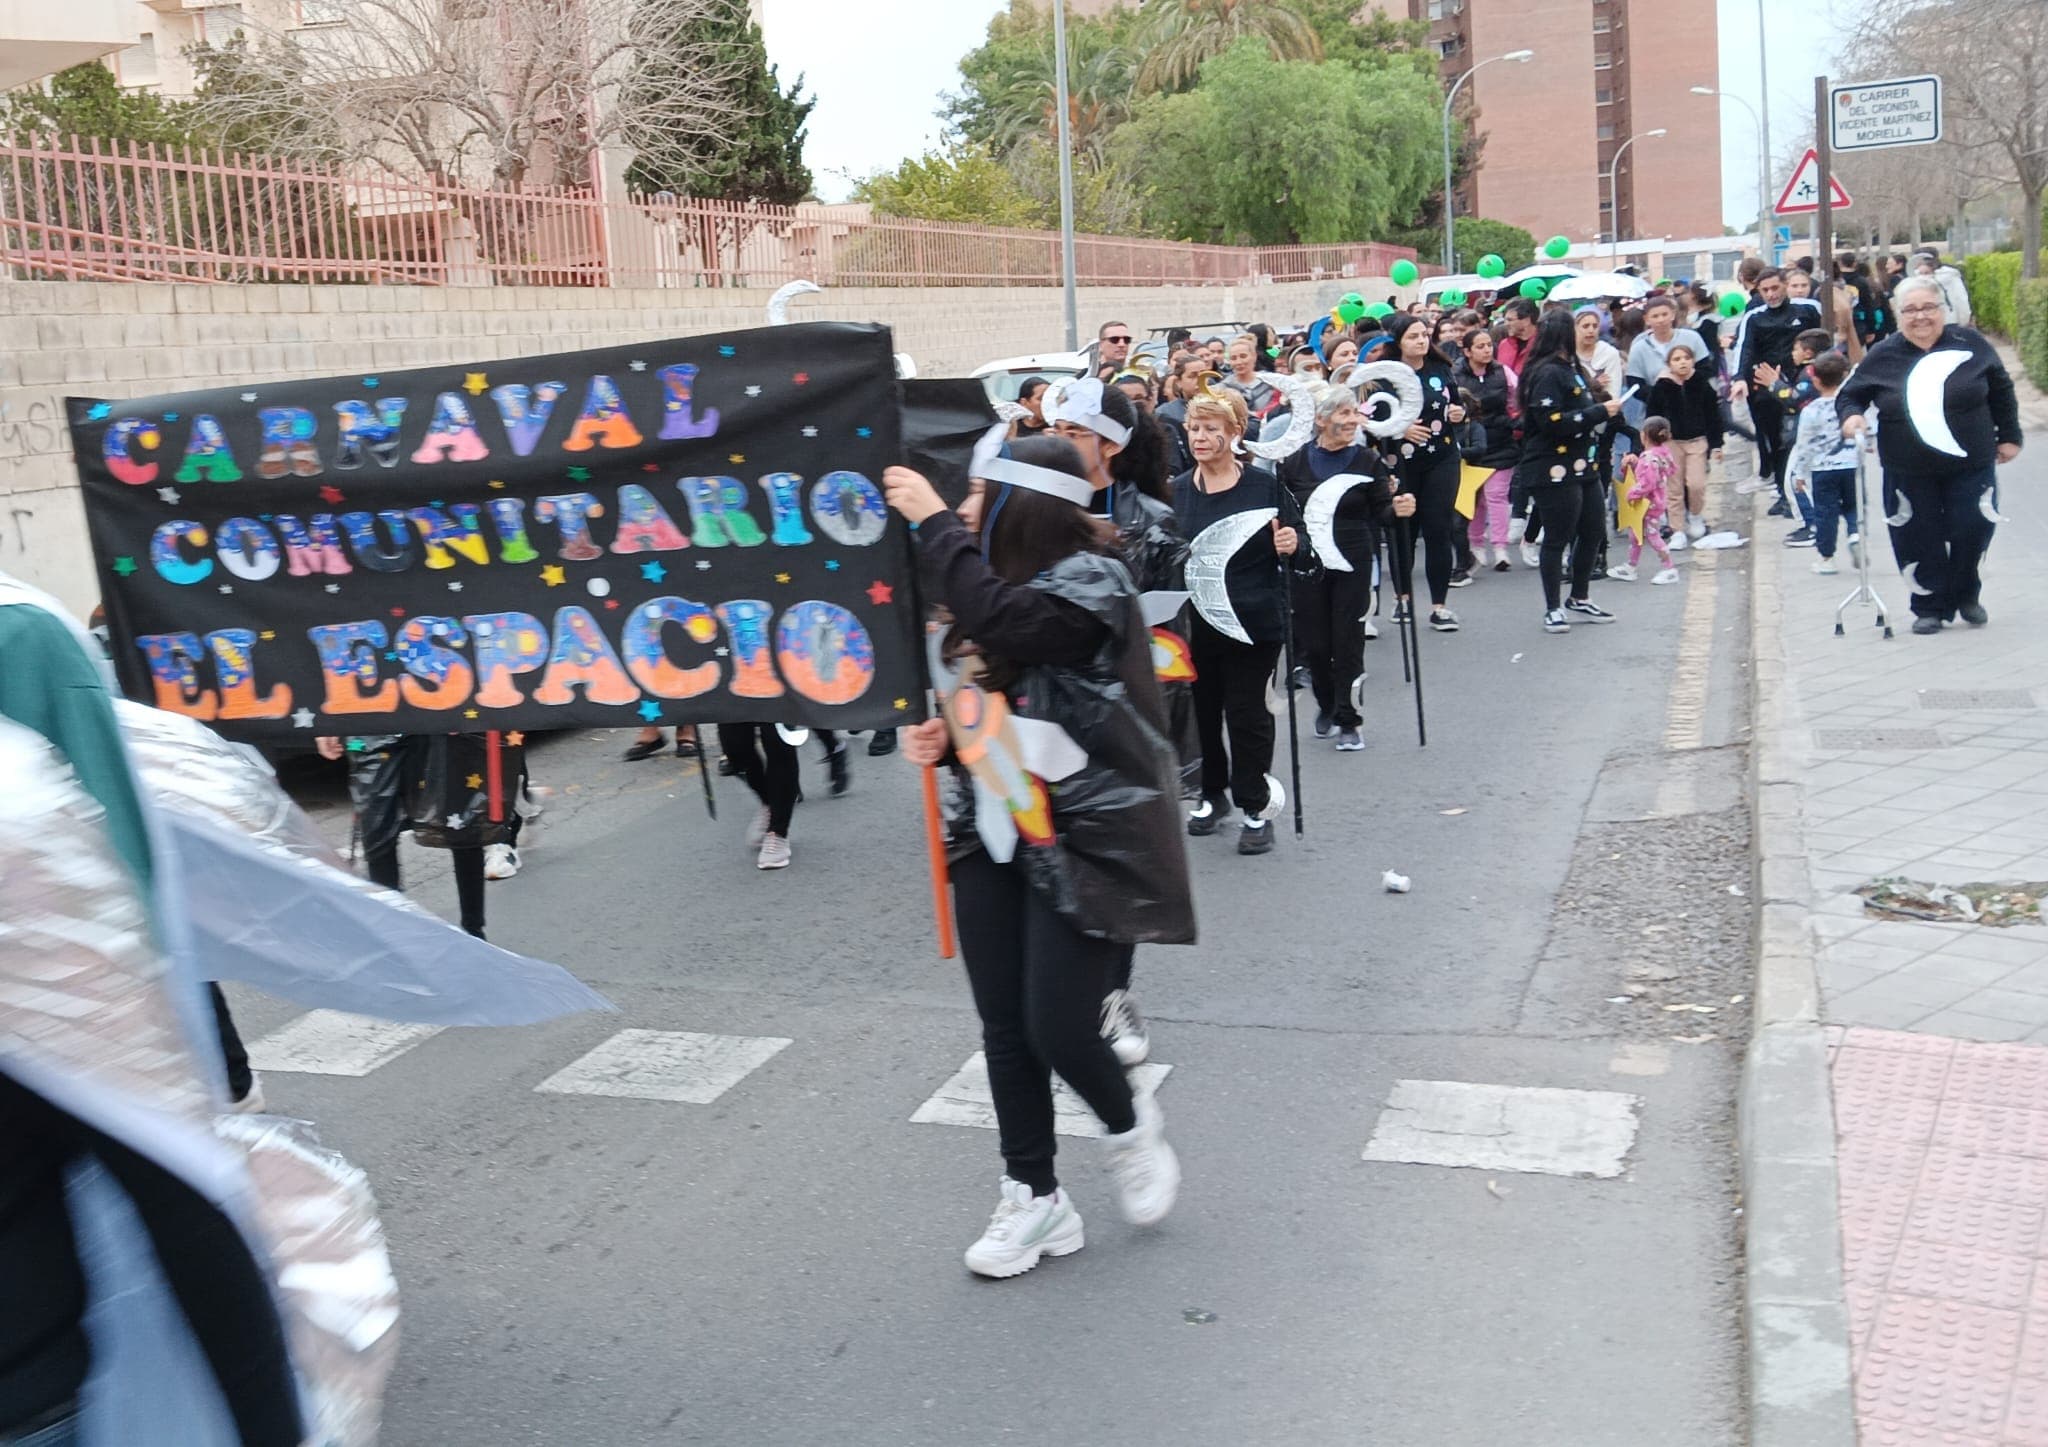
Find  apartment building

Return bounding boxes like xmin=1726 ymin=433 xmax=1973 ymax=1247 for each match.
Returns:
xmin=1374 ymin=0 xmax=1724 ymax=247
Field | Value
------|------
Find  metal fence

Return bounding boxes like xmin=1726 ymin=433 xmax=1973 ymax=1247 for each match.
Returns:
xmin=0 ymin=134 xmax=1417 ymax=290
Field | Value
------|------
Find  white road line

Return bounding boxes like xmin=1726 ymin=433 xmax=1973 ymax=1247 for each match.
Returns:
xmin=911 ymin=1051 xmax=1174 ymax=1138
xmin=534 ymin=1028 xmax=791 ymax=1104
xmin=1362 ymin=1079 xmax=1642 ymax=1179
xmin=1663 ymin=556 xmax=1720 ymax=753
xmin=247 ymin=1010 xmax=445 ymax=1077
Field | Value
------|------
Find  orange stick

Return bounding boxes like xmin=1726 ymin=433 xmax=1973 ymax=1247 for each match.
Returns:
xmin=920 ymin=764 xmax=956 ymax=959
xmin=485 ymin=729 xmax=503 ymax=823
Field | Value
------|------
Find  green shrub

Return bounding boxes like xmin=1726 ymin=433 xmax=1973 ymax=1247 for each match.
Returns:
xmin=1963 ymin=251 xmax=2021 ymax=335
xmin=2016 ymin=278 xmax=2048 ymax=394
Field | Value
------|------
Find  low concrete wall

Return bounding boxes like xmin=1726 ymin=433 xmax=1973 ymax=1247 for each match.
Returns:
xmin=0 ymin=275 xmax=1396 ymax=616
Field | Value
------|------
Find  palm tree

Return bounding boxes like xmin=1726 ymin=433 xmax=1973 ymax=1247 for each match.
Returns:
xmin=988 ymin=27 xmax=1136 ymax=162
xmin=1135 ymin=0 xmax=1323 ymax=94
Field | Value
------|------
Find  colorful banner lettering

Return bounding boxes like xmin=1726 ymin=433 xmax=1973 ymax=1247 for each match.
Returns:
xmin=72 ymin=323 xmax=921 ymax=740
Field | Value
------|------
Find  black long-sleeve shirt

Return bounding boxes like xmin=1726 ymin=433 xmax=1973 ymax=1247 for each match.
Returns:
xmin=1835 ymin=326 xmax=2022 ymax=483
xmin=1732 ymin=297 xmax=1826 ymax=381
xmin=1171 ymin=463 xmax=1314 ymax=644
xmin=1514 ymin=356 xmax=1609 ymax=489
xmin=913 ymin=510 xmax=1109 ymax=667
xmin=1646 ymin=373 xmax=1725 ymax=449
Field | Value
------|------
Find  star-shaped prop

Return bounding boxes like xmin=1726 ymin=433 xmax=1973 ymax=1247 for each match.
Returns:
xmin=637 ymin=700 xmax=662 ymax=722
xmin=541 ymin=564 xmax=567 ymax=587
xmin=567 ymin=466 xmax=592 ymax=482
xmin=867 ymin=581 xmax=894 ymax=606
xmin=85 ymin=402 xmax=112 ymax=421
xmin=465 ymin=773 xmax=483 ymax=790
xmin=640 ymin=561 xmax=668 ymax=582
xmin=506 ymin=732 xmax=525 ymax=747
xmin=157 ymin=487 xmax=181 ymax=504
xmin=291 ymin=707 xmax=316 ymax=728
xmin=463 ymin=372 xmax=489 ymax=395
xmin=111 ymin=556 xmax=138 ymax=577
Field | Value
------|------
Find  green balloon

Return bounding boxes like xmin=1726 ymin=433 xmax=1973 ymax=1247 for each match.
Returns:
xmin=1337 ymin=299 xmax=1365 ymax=324
xmin=1441 ymin=289 xmax=1468 ymax=307
xmin=1364 ymin=302 xmax=1396 ymax=320
xmin=1390 ymin=258 xmax=1420 ymax=286
xmin=1718 ymin=290 xmax=1746 ymax=317
xmin=1543 ymin=235 xmax=1571 ymax=260
xmin=1476 ymin=253 xmax=1506 ymax=280
xmin=1340 ymin=291 xmax=1364 ymax=308
xmin=1519 ymin=278 xmax=1549 ymax=301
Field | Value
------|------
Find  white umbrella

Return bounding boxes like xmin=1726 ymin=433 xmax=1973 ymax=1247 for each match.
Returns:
xmin=1419 ymin=273 xmax=1482 ymax=298
xmin=1548 ymin=272 xmax=1651 ymax=302
xmin=1499 ymin=263 xmax=1583 ymax=289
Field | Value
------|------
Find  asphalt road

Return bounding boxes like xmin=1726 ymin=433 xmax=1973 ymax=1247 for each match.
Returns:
xmin=243 ymin=529 xmax=1758 ymax=1447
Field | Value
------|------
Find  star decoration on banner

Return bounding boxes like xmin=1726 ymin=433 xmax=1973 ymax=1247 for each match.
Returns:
xmin=792 ymin=371 xmax=810 ymax=385
xmin=567 ymin=466 xmax=591 ymax=482
xmin=642 ymin=462 xmax=659 ymax=473
xmin=463 ymin=372 xmax=489 ymax=396
xmin=291 ymin=707 xmax=316 ymax=728
xmin=465 ymin=773 xmax=483 ymax=790
xmin=640 ymin=561 xmax=667 ymax=582
xmin=541 ymin=564 xmax=567 ymax=586
xmin=893 ymin=698 xmax=910 ymax=711
xmin=867 ymin=581 xmax=894 ymax=605
xmin=259 ymin=630 xmax=276 ymax=641
xmin=111 ymin=556 xmax=138 ymax=576
xmin=362 ymin=377 xmax=380 ymax=388
xmin=628 ymin=360 xmax=647 ymax=371
xmin=488 ymin=479 xmax=506 ymax=490
xmin=824 ymin=559 xmax=840 ymax=571
xmin=345 ymin=737 xmax=366 ymax=752
xmin=218 ymin=583 xmax=234 ymax=594
xmin=85 ymin=402 xmax=112 ymax=421
xmin=506 ymin=732 xmax=525 ymax=746
xmin=695 ymin=559 xmax=713 ymax=570
xmin=714 ymin=647 xmax=730 ymax=658
xmin=745 ymin=385 xmax=762 ymax=397
xmin=801 ymin=426 xmax=819 ymax=438
xmin=241 ymin=392 xmax=258 ymax=402
xmin=728 ymin=453 xmax=746 ymax=465
xmin=320 ymin=485 xmax=345 ymax=505
xmin=389 ymin=606 xmax=406 ymax=618
xmin=856 ymin=427 xmax=873 ymax=439
xmin=383 ymin=651 xmax=398 ymax=662
xmin=325 ymin=583 xmax=342 ymax=594
xmin=637 ymin=700 xmax=663 ymax=722
xmin=162 ymin=413 xmax=179 ymax=422
xmin=448 ymin=581 xmax=464 ymax=592
xmin=719 ymin=345 xmax=737 ymax=357
xmin=605 ymin=598 xmax=619 ymax=610
xmin=157 ymin=487 xmax=180 ymax=504
xmin=463 ymin=708 xmax=479 ymax=720
xmin=774 ymin=571 xmax=791 ymax=584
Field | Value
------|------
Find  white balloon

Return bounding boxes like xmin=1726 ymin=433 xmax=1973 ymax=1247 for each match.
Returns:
xmin=1243 ymin=371 xmax=1319 ymax=461
xmin=1347 ymin=361 xmax=1425 ymax=439
xmin=765 ymin=279 xmax=823 ymax=326
xmin=1904 ymin=349 xmax=1972 ymax=458
xmin=1186 ymin=507 xmax=1277 ymax=644
xmin=1303 ymin=472 xmax=1374 ymax=573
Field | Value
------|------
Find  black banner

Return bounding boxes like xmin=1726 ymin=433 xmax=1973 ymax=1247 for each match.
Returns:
xmin=70 ymin=322 xmax=923 ymax=742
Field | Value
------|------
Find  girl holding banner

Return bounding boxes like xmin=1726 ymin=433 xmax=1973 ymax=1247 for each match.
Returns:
xmin=881 ymin=437 xmax=1191 ymax=1281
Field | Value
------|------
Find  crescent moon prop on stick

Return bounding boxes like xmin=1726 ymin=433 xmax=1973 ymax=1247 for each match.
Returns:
xmin=1302 ymin=472 xmax=1373 ymax=573
xmin=1242 ymin=370 xmax=1319 ymax=461
xmin=765 ymin=280 xmax=823 ymax=326
xmin=1904 ymin=350 xmax=1972 ymax=458
xmin=1346 ymin=361 xmax=1426 ymax=440
xmin=1185 ymin=508 xmax=1277 ymax=644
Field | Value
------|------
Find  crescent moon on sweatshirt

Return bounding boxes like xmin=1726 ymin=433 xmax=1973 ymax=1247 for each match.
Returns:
xmin=1905 ymin=349 xmax=1972 ymax=458
xmin=1186 ymin=507 xmax=1278 ymax=644
xmin=1303 ymin=472 xmax=1374 ymax=573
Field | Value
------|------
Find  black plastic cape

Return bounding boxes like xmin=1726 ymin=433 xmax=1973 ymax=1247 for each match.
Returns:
xmin=346 ymin=733 xmax=525 ymax=852
xmin=1106 ymin=482 xmax=1201 ymax=799
xmin=939 ymin=549 xmax=1197 ymax=947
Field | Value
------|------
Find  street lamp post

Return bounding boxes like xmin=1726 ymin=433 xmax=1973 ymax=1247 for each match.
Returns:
xmin=1693 ymin=86 xmax=1768 ymax=264
xmin=1051 ymin=0 xmax=1078 ymax=352
xmin=1441 ymin=49 xmax=1534 ymax=274
xmin=1606 ymin=128 xmax=1666 ymax=269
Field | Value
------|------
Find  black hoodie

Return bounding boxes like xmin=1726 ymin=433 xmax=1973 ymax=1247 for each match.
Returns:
xmin=1835 ymin=326 xmax=2021 ymax=483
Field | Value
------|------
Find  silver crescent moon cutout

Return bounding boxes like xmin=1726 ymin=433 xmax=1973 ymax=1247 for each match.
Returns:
xmin=1886 ymin=491 xmax=1914 ymax=527
xmin=1347 ymin=361 xmax=1426 ymax=439
xmin=1186 ymin=507 xmax=1277 ymax=643
xmin=1243 ymin=371 xmax=1319 ymax=461
xmin=775 ymin=724 xmax=811 ymax=746
xmin=765 ymin=280 xmax=823 ymax=326
xmin=1980 ymin=487 xmax=2008 ymax=524
xmin=1303 ymin=472 xmax=1374 ymax=573
xmin=1905 ymin=349 xmax=1972 ymax=458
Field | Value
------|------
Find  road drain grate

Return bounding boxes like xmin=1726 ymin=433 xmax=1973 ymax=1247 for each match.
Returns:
xmin=1813 ymin=728 xmax=1946 ymax=751
xmin=1917 ymin=689 xmax=2037 ymax=710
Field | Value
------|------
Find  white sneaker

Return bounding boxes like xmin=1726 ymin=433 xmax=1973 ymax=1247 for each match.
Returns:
xmin=744 ymin=804 xmax=772 ymax=851
xmin=1652 ymin=567 xmax=1680 ymax=585
xmin=1521 ymin=542 xmax=1542 ymax=569
xmin=1101 ymin=988 xmax=1151 ymax=1067
xmin=1687 ymin=515 xmax=1708 ymax=540
xmin=964 ymin=1177 xmax=1085 ymax=1278
xmin=1812 ymin=556 xmax=1839 ymax=574
xmin=1543 ymin=608 xmax=1571 ymax=633
xmin=1507 ymin=515 xmax=1528 ymax=545
xmin=1667 ymin=531 xmax=1688 ymax=552
xmin=756 ymin=832 xmax=791 ymax=870
xmin=1606 ymin=561 xmax=1639 ymax=581
xmin=1104 ymin=1092 xmax=1180 ymax=1226
xmin=1362 ymin=616 xmax=1379 ymax=639
xmin=483 ymin=843 xmax=520 ymax=880
xmin=1428 ymin=607 xmax=1460 ymax=632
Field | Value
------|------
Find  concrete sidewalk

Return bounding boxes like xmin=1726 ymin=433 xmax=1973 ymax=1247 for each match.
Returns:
xmin=1748 ymin=349 xmax=2048 ymax=1446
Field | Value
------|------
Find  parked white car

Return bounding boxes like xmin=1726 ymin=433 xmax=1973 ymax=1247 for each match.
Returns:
xmin=971 ymin=350 xmax=1090 ymax=405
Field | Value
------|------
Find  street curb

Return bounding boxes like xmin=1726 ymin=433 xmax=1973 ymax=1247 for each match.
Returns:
xmin=1739 ymin=487 xmax=1859 ymax=1446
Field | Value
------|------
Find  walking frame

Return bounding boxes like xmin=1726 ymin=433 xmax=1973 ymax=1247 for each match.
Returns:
xmin=1834 ymin=437 xmax=1893 ymax=640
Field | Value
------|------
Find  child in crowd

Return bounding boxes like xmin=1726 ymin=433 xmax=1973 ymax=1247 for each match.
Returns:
xmin=1644 ymin=342 xmax=1723 ymax=546
xmin=1758 ymin=327 xmax=1837 ymax=545
xmin=1786 ymin=351 xmax=1863 ymax=574
xmin=1608 ymin=417 xmax=1680 ymax=585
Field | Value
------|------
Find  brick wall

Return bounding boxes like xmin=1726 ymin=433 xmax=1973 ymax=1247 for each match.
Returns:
xmin=0 ymin=276 xmax=1391 ymax=616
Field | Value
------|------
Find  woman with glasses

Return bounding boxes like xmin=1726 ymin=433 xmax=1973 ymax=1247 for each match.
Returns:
xmin=1836 ymin=278 xmax=2022 ymax=634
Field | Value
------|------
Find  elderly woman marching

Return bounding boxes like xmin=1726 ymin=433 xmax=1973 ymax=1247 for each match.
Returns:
xmin=1836 ymin=276 xmax=2023 ymax=634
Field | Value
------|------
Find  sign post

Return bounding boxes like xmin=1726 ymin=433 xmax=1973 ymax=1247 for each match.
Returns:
xmin=1816 ymin=75 xmax=1835 ymax=267
xmin=1828 ymin=75 xmax=1943 ymax=152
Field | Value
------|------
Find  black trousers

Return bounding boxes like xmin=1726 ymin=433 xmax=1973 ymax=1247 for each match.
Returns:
xmin=365 ymin=838 xmax=488 ymax=939
xmin=1292 ymin=564 xmax=1370 ymax=728
xmin=1749 ymin=389 xmax=1791 ymax=498
xmin=953 ymin=851 xmax=1136 ymax=1195
xmin=1399 ymin=451 xmax=1461 ymax=606
xmin=717 ymin=723 xmax=800 ymax=834
xmin=1885 ymin=466 xmax=1998 ymax=618
xmin=1190 ymin=620 xmax=1282 ymax=814
xmin=1531 ymin=477 xmax=1606 ymax=610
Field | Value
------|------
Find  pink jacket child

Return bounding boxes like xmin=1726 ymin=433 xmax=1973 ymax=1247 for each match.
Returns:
xmin=1620 ymin=435 xmax=1678 ymax=578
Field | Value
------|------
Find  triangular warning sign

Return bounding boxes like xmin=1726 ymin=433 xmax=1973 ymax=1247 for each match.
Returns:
xmin=1775 ymin=148 xmax=1853 ymax=215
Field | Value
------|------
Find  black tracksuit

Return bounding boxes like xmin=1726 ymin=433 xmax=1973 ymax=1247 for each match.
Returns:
xmin=1732 ymin=297 xmax=1825 ymax=497
xmin=1514 ymin=356 xmax=1612 ymax=610
xmin=1836 ymin=327 xmax=2022 ymax=618
xmin=1384 ymin=357 xmax=1464 ymax=607
xmin=1277 ymin=443 xmax=1398 ymax=730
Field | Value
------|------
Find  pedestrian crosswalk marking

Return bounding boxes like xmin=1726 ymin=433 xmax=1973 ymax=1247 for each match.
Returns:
xmin=247 ymin=1010 xmax=445 ymax=1077
xmin=1362 ymin=1079 xmax=1641 ymax=1179
xmin=533 ymin=1028 xmax=791 ymax=1103
xmin=910 ymin=1051 xmax=1173 ymax=1138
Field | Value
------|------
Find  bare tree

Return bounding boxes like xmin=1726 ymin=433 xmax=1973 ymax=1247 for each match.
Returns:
xmin=1844 ymin=0 xmax=2048 ymax=275
xmin=186 ymin=0 xmax=752 ymax=191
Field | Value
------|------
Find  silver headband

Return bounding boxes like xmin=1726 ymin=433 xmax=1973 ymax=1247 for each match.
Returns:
xmin=979 ymin=456 xmax=1096 ymax=507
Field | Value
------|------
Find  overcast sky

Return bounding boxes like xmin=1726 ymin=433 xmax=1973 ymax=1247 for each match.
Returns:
xmin=762 ymin=0 xmax=1851 ymax=229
